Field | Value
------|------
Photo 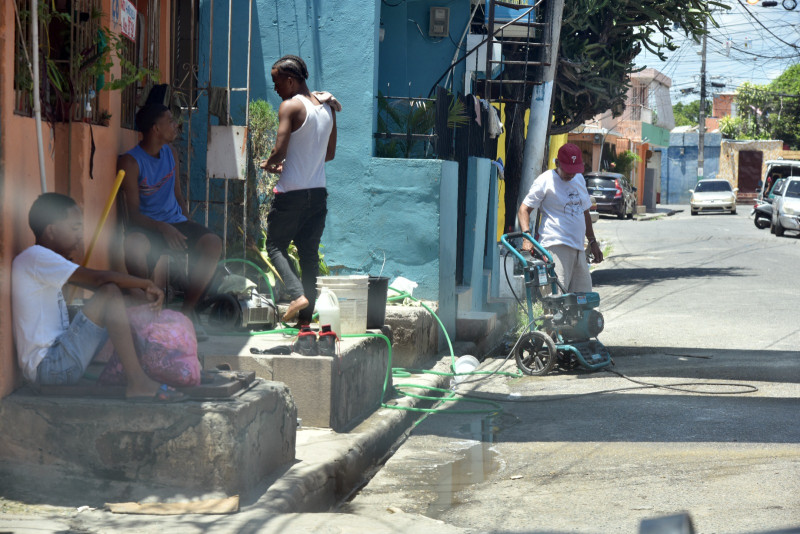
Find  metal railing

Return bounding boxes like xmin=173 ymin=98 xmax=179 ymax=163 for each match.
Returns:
xmin=374 ymin=94 xmax=440 ymax=159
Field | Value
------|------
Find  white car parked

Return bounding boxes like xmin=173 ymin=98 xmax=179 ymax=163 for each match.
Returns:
xmin=689 ymin=179 xmax=738 ymax=216
xmin=771 ymin=178 xmax=800 ymax=236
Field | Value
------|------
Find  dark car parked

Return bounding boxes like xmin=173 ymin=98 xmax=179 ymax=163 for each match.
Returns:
xmin=584 ymin=172 xmax=637 ymax=219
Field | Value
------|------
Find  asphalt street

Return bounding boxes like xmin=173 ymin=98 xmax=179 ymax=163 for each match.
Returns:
xmin=346 ymin=207 xmax=800 ymax=533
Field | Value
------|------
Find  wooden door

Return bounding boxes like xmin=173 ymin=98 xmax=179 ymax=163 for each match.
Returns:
xmin=738 ymin=150 xmax=763 ymax=193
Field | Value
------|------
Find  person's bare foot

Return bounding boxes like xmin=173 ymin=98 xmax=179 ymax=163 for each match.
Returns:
xmin=283 ymin=295 xmax=309 ymax=322
xmin=125 ymin=375 xmax=162 ymax=399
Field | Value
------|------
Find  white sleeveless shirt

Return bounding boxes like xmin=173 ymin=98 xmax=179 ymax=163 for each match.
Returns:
xmin=275 ymin=94 xmax=333 ymax=193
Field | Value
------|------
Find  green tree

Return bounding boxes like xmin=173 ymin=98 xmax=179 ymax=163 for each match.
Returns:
xmin=722 ymin=65 xmax=800 ymax=148
xmin=550 ymin=0 xmax=725 ymax=135
xmin=765 ymin=64 xmax=800 ymax=148
xmin=673 ymin=100 xmax=712 ymax=127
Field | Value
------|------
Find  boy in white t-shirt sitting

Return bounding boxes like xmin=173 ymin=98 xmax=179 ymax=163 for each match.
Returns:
xmin=11 ymin=193 xmax=182 ymax=401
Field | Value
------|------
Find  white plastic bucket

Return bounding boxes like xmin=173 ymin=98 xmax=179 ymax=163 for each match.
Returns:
xmin=317 ymin=276 xmax=368 ymax=334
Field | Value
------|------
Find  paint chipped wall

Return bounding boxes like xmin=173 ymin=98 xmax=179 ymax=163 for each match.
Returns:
xmin=718 ymin=140 xmax=784 ymax=187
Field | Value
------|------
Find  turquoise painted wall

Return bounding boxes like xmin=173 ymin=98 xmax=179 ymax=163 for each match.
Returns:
xmin=355 ymin=158 xmax=455 ymax=301
xmin=189 ymin=0 xmax=459 ymax=302
xmin=439 ymin=161 xmax=459 ymax=344
xmin=463 ymin=157 xmax=491 ymax=310
xmin=379 ymin=0 xmax=472 ymax=98
xmin=187 ymin=0 xmax=379 ymax=237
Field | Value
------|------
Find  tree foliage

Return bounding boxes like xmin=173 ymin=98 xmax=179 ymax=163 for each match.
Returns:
xmin=551 ymin=0 xmax=726 ymax=135
xmin=673 ymin=100 xmax=712 ymax=127
xmin=721 ymin=66 xmax=800 ymax=148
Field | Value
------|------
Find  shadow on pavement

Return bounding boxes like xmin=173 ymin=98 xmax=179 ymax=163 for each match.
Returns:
xmin=593 ymin=266 xmax=749 ymax=286
xmin=408 ymin=346 xmax=800 ymax=445
xmin=601 ymin=346 xmax=800 ymax=384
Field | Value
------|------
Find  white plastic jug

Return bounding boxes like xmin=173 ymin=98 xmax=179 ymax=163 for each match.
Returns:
xmin=316 ymin=287 xmax=341 ymax=336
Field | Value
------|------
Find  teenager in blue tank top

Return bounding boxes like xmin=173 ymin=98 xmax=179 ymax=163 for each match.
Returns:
xmin=118 ymin=104 xmax=222 ymax=331
xmin=260 ymin=55 xmax=338 ymax=326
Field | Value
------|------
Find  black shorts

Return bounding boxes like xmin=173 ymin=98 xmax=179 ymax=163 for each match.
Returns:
xmin=126 ymin=220 xmax=215 ymax=271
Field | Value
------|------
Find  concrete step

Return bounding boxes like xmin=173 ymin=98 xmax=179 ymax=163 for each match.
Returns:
xmin=384 ymin=305 xmax=438 ymax=370
xmin=456 ymin=310 xmax=497 ymax=342
xmin=0 ymin=380 xmax=296 ymax=496
xmin=201 ymin=332 xmax=389 ymax=432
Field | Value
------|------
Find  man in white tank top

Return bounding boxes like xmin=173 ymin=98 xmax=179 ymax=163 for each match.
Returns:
xmin=260 ymin=55 xmax=337 ymax=325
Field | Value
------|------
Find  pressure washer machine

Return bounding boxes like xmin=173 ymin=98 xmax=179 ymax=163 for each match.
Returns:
xmin=500 ymin=232 xmax=612 ymax=376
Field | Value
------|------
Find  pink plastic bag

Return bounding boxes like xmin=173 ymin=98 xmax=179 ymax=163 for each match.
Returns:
xmin=97 ymin=305 xmax=200 ymax=387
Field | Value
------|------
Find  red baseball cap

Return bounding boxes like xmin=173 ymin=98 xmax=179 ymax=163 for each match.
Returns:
xmin=556 ymin=143 xmax=584 ymax=174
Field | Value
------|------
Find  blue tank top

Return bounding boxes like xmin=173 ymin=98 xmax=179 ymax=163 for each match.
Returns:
xmin=126 ymin=145 xmax=187 ymax=224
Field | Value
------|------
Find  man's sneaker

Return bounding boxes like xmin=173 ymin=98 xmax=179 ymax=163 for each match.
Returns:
xmin=318 ymin=324 xmax=338 ymax=356
xmin=293 ymin=326 xmax=318 ymax=356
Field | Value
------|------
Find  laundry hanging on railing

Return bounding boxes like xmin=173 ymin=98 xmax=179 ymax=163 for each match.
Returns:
xmin=486 ymin=103 xmax=504 ymax=139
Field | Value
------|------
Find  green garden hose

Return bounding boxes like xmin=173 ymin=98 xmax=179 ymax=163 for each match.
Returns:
xmin=203 ymin=282 xmax=521 ymax=417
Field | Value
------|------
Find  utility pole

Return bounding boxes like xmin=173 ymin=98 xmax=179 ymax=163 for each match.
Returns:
xmin=517 ymin=0 xmax=565 ymax=207
xmin=698 ymin=13 xmax=707 ymax=181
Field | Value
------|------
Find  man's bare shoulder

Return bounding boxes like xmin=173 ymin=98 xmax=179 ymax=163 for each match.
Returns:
xmin=118 ymin=152 xmax=139 ymax=168
xmin=278 ymin=98 xmax=304 ymax=114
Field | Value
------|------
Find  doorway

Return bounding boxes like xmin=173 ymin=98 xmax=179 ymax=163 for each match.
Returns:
xmin=737 ymin=150 xmax=763 ymax=193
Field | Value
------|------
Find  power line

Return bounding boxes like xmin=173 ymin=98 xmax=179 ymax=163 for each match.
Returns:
xmin=734 ymin=0 xmax=800 ymax=50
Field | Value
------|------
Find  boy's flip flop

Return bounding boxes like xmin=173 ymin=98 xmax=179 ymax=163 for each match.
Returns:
xmin=129 ymin=384 xmax=186 ymax=403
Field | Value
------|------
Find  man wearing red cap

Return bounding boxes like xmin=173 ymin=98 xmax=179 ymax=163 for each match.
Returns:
xmin=517 ymin=143 xmax=603 ymax=293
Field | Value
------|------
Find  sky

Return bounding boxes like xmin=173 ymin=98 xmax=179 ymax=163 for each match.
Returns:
xmin=634 ymin=0 xmax=800 ymax=104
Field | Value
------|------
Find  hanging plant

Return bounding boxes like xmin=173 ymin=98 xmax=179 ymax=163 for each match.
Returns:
xmin=14 ymin=2 xmax=158 ymax=123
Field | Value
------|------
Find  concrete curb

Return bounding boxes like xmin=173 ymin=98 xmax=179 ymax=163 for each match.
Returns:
xmin=635 ymin=208 xmax=680 ymax=221
xmin=253 ymin=357 xmax=453 ymax=513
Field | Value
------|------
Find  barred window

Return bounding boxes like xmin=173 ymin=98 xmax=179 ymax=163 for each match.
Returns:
xmin=13 ymin=0 xmax=102 ymax=123
xmin=13 ymin=0 xmax=33 ymax=116
xmin=120 ymin=0 xmax=161 ymax=130
xmin=171 ymin=0 xmax=199 ymax=110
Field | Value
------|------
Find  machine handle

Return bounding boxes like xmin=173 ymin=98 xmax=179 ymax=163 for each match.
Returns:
xmin=500 ymin=232 xmax=554 ymax=265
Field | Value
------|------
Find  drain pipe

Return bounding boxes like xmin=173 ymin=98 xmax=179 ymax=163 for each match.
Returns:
xmin=32 ymin=0 xmax=47 ymax=193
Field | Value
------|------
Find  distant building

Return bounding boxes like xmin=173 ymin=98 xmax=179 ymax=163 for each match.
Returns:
xmin=570 ymin=68 xmax=674 ymax=209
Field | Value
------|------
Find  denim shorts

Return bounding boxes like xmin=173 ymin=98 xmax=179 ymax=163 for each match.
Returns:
xmin=37 ymin=311 xmax=109 ymax=385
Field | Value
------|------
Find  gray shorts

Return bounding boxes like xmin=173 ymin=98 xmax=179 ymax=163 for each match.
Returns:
xmin=37 ymin=311 xmax=108 ymax=385
xmin=547 ymin=244 xmax=593 ymax=294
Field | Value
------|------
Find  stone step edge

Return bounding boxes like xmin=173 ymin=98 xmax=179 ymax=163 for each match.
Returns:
xmin=252 ymin=357 xmax=452 ymax=513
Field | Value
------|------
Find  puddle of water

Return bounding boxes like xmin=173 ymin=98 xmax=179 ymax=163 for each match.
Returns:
xmin=425 ymin=440 xmax=498 ymax=519
xmin=458 ymin=416 xmax=497 ymax=442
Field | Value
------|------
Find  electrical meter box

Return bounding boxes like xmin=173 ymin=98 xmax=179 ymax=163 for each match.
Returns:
xmin=429 ymin=7 xmax=450 ymax=37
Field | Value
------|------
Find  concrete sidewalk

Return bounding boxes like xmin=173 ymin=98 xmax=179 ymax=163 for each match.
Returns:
xmin=0 ymin=355 xmax=471 ymax=533
xmin=635 ymin=204 xmax=682 ymax=221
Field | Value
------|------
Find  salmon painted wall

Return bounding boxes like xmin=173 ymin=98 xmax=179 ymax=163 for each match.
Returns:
xmin=0 ymin=1 xmax=151 ymax=398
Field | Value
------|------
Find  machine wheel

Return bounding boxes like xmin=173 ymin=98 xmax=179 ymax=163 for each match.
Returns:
xmin=514 ymin=331 xmax=556 ymax=376
xmin=775 ymin=218 xmax=785 ymax=236
xmin=691 ymin=210 xmax=697 ymax=216
xmin=616 ymin=206 xmax=625 ymax=220
xmin=754 ymin=216 xmax=770 ymax=229
xmin=627 ymin=202 xmax=635 ymax=219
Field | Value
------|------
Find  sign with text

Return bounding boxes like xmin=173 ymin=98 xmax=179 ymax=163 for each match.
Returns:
xmin=111 ymin=0 xmax=138 ymax=41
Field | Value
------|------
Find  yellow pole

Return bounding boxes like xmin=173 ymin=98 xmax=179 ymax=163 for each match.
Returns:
xmin=67 ymin=170 xmax=126 ymax=305
xmin=82 ymin=169 xmax=126 ymax=267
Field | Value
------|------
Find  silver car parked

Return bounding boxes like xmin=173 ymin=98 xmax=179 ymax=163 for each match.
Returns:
xmin=771 ymin=178 xmax=800 ymax=237
xmin=690 ymin=179 xmax=738 ymax=215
